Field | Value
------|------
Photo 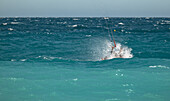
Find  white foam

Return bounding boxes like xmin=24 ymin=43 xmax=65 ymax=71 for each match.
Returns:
xmin=104 ymin=17 xmax=109 ymax=19
xmin=101 ymin=41 xmax=133 ymax=60
xmin=160 ymin=20 xmax=170 ymax=25
xmin=149 ymin=65 xmax=169 ymax=69
xmin=57 ymin=22 xmax=67 ymax=24
xmin=9 ymin=78 xmax=17 ymax=81
xmin=165 ymin=20 xmax=170 ymax=23
xmin=20 ymin=59 xmax=26 ymax=61
xmin=2 ymin=23 xmax=7 ymax=25
xmin=11 ymin=59 xmax=16 ymax=61
xmin=73 ymin=19 xmax=79 ymax=21
xmin=11 ymin=22 xmax=21 ymax=24
xmin=86 ymin=35 xmax=91 ymax=37
xmin=73 ymin=78 xmax=78 ymax=81
xmin=8 ymin=77 xmax=24 ymax=81
xmin=125 ymin=89 xmax=134 ymax=94
xmin=109 ymin=43 xmax=133 ymax=59
xmin=36 ymin=56 xmax=57 ymax=60
xmin=118 ymin=22 xmax=124 ymax=25
xmin=160 ymin=23 xmax=166 ymax=25
xmin=72 ymin=25 xmax=78 ymax=27
xmin=8 ymin=32 xmax=13 ymax=34
xmin=8 ymin=28 xmax=13 ymax=31
xmin=153 ymin=24 xmax=157 ymax=26
xmin=121 ymin=30 xmax=125 ymax=32
xmin=105 ymin=98 xmax=119 ymax=101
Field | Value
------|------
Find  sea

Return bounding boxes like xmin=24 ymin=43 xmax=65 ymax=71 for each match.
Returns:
xmin=0 ymin=17 xmax=170 ymax=101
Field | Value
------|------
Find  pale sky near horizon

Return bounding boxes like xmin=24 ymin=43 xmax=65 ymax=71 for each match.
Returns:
xmin=0 ymin=0 xmax=170 ymax=17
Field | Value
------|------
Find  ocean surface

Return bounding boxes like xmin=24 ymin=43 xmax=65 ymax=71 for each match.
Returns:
xmin=0 ymin=17 xmax=170 ymax=101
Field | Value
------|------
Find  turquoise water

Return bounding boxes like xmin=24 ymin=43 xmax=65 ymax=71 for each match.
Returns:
xmin=0 ymin=17 xmax=170 ymax=101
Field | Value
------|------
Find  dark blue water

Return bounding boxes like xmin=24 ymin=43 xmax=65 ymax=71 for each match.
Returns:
xmin=0 ymin=17 xmax=170 ymax=101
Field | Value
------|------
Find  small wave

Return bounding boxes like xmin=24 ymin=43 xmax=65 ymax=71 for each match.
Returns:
xmin=160 ymin=23 xmax=170 ymax=25
xmin=68 ymin=24 xmax=87 ymax=29
xmin=11 ymin=59 xmax=27 ymax=62
xmin=73 ymin=18 xmax=79 ymax=21
xmin=118 ymin=22 xmax=124 ymax=25
xmin=86 ymin=35 xmax=91 ymax=37
xmin=56 ymin=22 xmax=67 ymax=24
xmin=67 ymin=24 xmax=77 ymax=28
xmin=35 ymin=56 xmax=58 ymax=61
xmin=72 ymin=78 xmax=78 ymax=81
xmin=11 ymin=22 xmax=21 ymax=25
xmin=153 ymin=24 xmax=157 ymax=26
xmin=105 ymin=98 xmax=119 ymax=101
xmin=149 ymin=65 xmax=169 ymax=69
xmin=6 ymin=77 xmax=24 ymax=81
xmin=20 ymin=59 xmax=27 ymax=61
xmin=104 ymin=17 xmax=109 ymax=20
xmin=11 ymin=59 xmax=16 ymax=61
xmin=72 ymin=25 xmax=78 ymax=27
xmin=145 ymin=17 xmax=150 ymax=19
xmin=2 ymin=23 xmax=7 ymax=25
xmin=164 ymin=20 xmax=170 ymax=24
xmin=8 ymin=28 xmax=14 ymax=31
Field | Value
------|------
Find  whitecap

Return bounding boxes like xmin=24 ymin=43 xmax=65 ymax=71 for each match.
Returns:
xmin=125 ymin=89 xmax=134 ymax=94
xmin=8 ymin=32 xmax=13 ymax=34
xmin=43 ymin=56 xmax=48 ymax=60
xmin=36 ymin=56 xmax=57 ymax=60
xmin=165 ymin=20 xmax=170 ymax=23
xmin=96 ymin=26 xmax=101 ymax=28
xmin=2 ymin=23 xmax=7 ymax=25
xmin=104 ymin=17 xmax=109 ymax=19
xmin=122 ymin=84 xmax=129 ymax=87
xmin=73 ymin=78 xmax=78 ymax=81
xmin=149 ymin=65 xmax=169 ymax=69
xmin=121 ymin=30 xmax=124 ymax=32
xmin=86 ymin=35 xmax=91 ymax=37
xmin=73 ymin=18 xmax=79 ymax=21
xmin=11 ymin=59 xmax=16 ymax=61
xmin=57 ymin=22 xmax=67 ymax=24
xmin=11 ymin=22 xmax=21 ymax=24
xmin=118 ymin=22 xmax=124 ymax=25
xmin=160 ymin=23 xmax=166 ymax=25
xmin=63 ymin=21 xmax=67 ymax=24
xmin=72 ymin=25 xmax=78 ymax=27
xmin=8 ymin=28 xmax=13 ymax=31
xmin=20 ymin=59 xmax=26 ymax=61
xmin=149 ymin=66 xmax=157 ymax=68
xmin=145 ymin=17 xmax=150 ymax=19
xmin=7 ymin=77 xmax=24 ymax=81
xmin=153 ymin=24 xmax=157 ymax=26
xmin=105 ymin=98 xmax=119 ymax=101
xmin=9 ymin=78 xmax=17 ymax=81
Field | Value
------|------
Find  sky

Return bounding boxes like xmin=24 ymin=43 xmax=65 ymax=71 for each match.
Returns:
xmin=0 ymin=0 xmax=170 ymax=17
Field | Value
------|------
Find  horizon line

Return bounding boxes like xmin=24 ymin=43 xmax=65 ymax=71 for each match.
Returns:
xmin=0 ymin=16 xmax=170 ymax=18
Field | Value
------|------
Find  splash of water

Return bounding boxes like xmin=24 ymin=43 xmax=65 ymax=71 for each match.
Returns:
xmin=101 ymin=40 xmax=133 ymax=60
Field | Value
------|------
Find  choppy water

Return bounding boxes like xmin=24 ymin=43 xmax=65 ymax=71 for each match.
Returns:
xmin=0 ymin=17 xmax=170 ymax=101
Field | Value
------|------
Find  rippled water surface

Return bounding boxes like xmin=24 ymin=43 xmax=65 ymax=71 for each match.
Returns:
xmin=0 ymin=17 xmax=170 ymax=101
